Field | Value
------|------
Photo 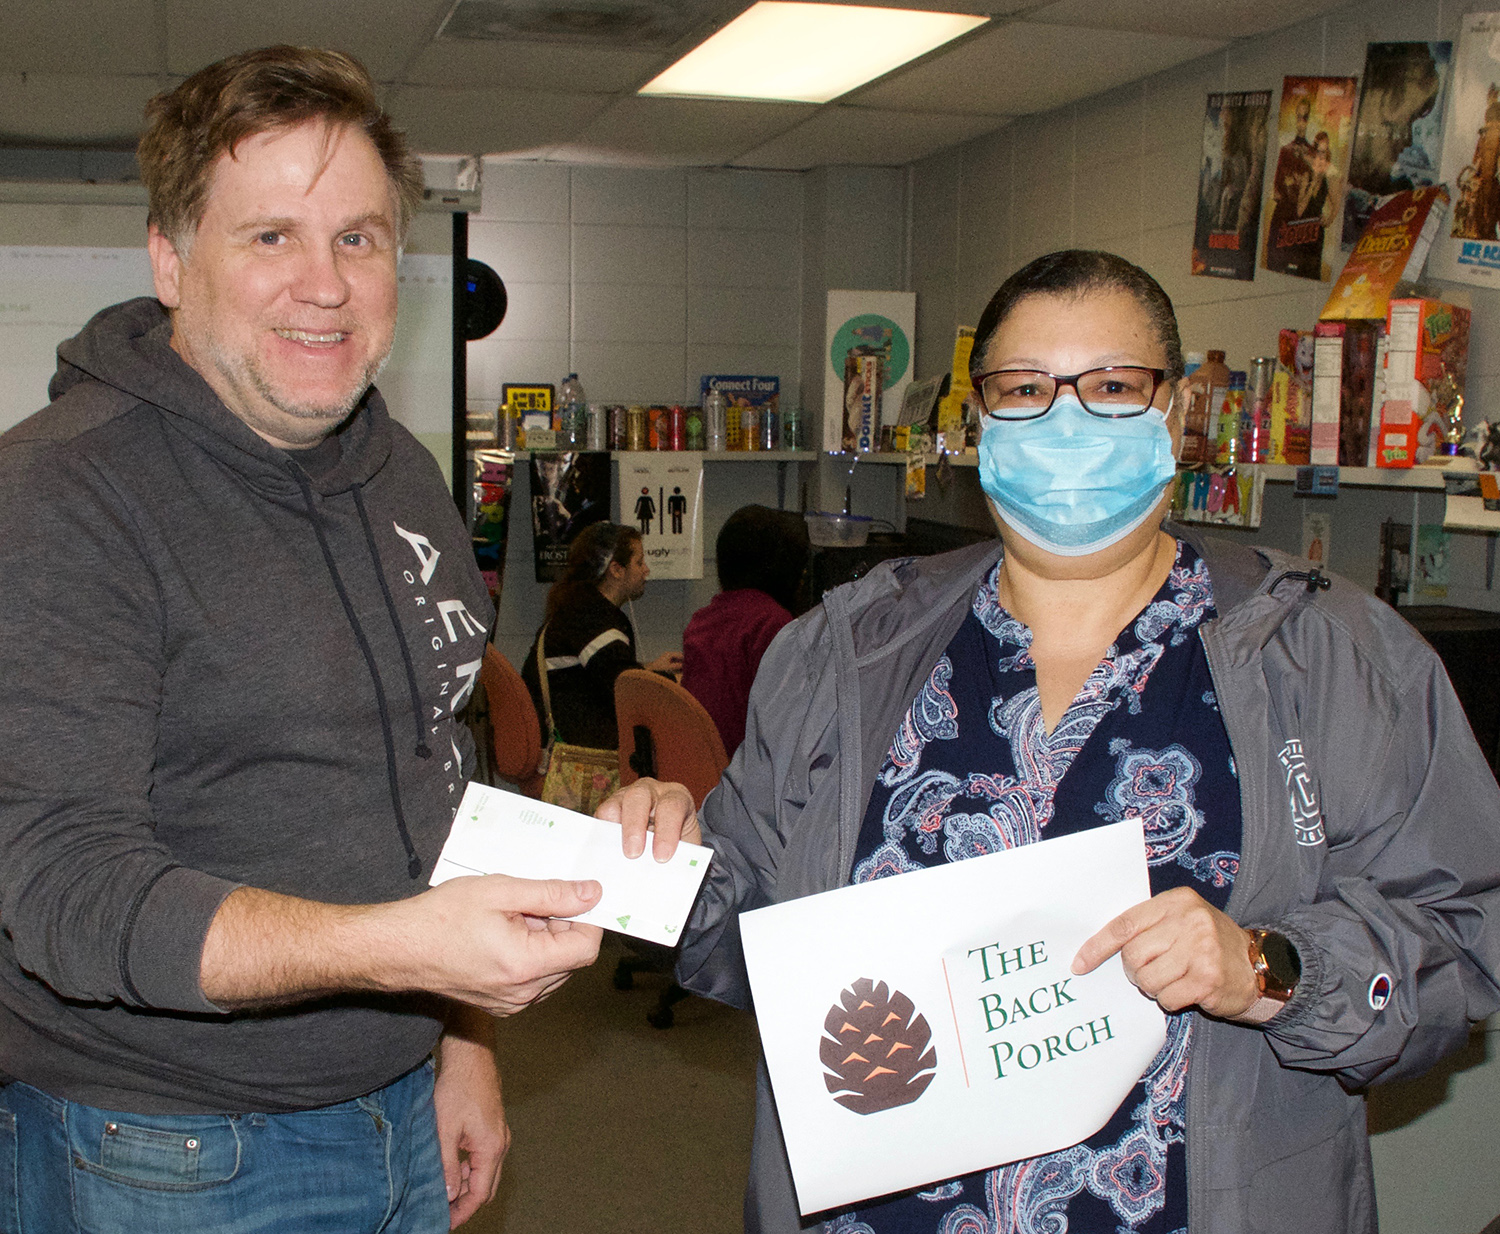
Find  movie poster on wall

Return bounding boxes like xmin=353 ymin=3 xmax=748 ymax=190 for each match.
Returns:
xmin=1343 ymin=42 xmax=1453 ymax=249
xmin=616 ymin=452 xmax=704 ymax=580
xmin=529 ymin=452 xmax=610 ymax=583
xmin=1428 ymin=12 xmax=1500 ymax=288
xmin=1192 ymin=91 xmax=1271 ymax=280
xmin=823 ymin=291 xmax=916 ymax=452
xmin=1261 ymin=76 xmax=1358 ymax=281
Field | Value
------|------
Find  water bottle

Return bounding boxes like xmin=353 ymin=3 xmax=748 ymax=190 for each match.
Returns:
xmin=704 ymin=387 xmax=728 ymax=451
xmin=558 ymin=372 xmax=586 ymax=448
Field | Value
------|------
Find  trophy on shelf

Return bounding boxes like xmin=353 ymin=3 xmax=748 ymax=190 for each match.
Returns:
xmin=1419 ymin=367 xmax=1479 ymax=471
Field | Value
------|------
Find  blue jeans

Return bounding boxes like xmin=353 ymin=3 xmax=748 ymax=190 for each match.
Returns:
xmin=0 ymin=1060 xmax=449 ymax=1233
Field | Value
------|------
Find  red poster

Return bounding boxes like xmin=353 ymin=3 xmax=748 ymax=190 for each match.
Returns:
xmin=1262 ymin=76 xmax=1359 ymax=281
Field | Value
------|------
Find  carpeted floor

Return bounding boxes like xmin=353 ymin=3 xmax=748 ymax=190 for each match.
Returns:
xmin=469 ymin=935 xmax=760 ymax=1234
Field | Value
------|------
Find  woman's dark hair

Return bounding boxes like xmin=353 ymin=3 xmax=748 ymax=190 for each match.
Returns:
xmin=716 ymin=506 xmax=810 ymax=613
xmin=545 ymin=522 xmax=640 ymax=619
xmin=971 ymin=250 xmax=1185 ymax=382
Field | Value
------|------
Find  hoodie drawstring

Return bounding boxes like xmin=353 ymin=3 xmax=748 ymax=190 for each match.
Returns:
xmin=351 ymin=484 xmax=433 ymax=760
xmin=291 ymin=469 xmax=422 ymax=880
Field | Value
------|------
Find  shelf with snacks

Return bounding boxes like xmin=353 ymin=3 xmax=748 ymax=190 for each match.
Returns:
xmin=498 ymin=448 xmax=819 ymax=461
xmin=1180 ymin=463 xmax=1449 ymax=490
xmin=821 ymin=450 xmax=980 ymax=468
xmin=818 ymin=452 xmax=1458 ymax=487
xmin=701 ymin=450 xmax=819 ymax=462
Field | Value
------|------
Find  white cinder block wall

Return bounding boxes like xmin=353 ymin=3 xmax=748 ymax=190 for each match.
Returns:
xmin=467 ymin=161 xmax=804 ymax=411
xmin=908 ymin=0 xmax=1500 ymax=614
xmin=468 ymin=160 xmax=907 ymax=671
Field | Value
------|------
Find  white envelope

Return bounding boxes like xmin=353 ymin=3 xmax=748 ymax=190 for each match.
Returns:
xmin=739 ymin=818 xmax=1165 ymax=1215
xmin=431 ymin=781 xmax=713 ymax=945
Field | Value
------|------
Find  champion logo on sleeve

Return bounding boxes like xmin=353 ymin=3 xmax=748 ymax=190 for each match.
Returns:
xmin=1368 ymin=973 xmax=1392 ymax=1011
xmin=1277 ymin=738 xmax=1326 ymax=847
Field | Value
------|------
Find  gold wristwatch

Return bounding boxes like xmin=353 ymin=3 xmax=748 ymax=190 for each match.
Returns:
xmin=1241 ymin=928 xmax=1301 ymax=1025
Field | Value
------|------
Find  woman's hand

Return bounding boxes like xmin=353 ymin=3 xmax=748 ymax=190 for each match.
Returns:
xmin=596 ymin=777 xmax=701 ymax=861
xmin=1071 ymin=886 xmax=1258 ymax=1019
xmin=646 ymin=651 xmax=683 ymax=677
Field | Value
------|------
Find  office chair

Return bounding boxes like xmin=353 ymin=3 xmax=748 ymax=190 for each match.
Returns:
xmin=612 ymin=668 xmax=730 ymax=1026
xmin=478 ymin=644 xmax=545 ymax=798
xmin=614 ymin=669 xmax=729 ymax=808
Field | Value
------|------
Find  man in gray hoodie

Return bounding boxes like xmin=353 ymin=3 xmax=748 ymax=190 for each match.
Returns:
xmin=0 ymin=46 xmax=601 ymax=1232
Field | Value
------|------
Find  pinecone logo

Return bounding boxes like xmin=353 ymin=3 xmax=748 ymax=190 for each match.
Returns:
xmin=820 ymin=978 xmax=937 ymax=1114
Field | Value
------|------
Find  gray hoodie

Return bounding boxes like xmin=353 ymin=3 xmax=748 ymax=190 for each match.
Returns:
xmin=0 ymin=298 xmax=491 ymax=1114
xmin=680 ymin=530 xmax=1500 ymax=1234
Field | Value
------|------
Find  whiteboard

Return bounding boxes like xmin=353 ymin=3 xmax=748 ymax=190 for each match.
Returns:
xmin=0 ymin=247 xmax=154 ymax=432
xmin=0 ymin=246 xmax=452 ymax=438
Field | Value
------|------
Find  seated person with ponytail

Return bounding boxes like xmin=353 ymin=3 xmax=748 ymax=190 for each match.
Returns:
xmin=522 ymin=521 xmax=682 ymax=753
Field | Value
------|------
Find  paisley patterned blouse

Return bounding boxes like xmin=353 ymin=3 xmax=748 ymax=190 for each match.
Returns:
xmin=834 ymin=540 xmax=1243 ymax=1234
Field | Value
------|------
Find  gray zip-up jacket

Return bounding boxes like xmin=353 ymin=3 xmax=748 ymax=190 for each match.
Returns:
xmin=678 ymin=528 xmax=1500 ymax=1234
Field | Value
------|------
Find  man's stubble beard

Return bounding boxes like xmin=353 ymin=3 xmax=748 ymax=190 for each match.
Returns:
xmin=204 ymin=334 xmax=394 ymax=446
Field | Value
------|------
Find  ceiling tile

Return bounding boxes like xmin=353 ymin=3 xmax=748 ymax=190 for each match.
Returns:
xmin=386 ymin=87 xmax=614 ymax=155
xmin=0 ymin=73 xmax=160 ymax=145
xmin=402 ymin=38 xmax=667 ymax=93
xmin=4 ymin=1 xmax=161 ymax=75
xmin=164 ymin=0 xmax=450 ymax=79
xmin=1026 ymin=0 xmax=1350 ymax=41
xmin=733 ymin=106 xmax=1005 ymax=170
xmin=855 ymin=21 xmax=1224 ymax=117
xmin=559 ymin=96 xmax=817 ymax=166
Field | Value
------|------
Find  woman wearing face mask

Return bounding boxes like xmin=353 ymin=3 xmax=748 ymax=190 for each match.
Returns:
xmin=609 ymin=251 xmax=1500 ymax=1234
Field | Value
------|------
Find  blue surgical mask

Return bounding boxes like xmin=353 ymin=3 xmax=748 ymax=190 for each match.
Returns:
xmin=977 ymin=392 xmax=1177 ymax=557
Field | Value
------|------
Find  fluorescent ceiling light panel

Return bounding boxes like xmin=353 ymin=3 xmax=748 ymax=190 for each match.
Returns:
xmin=639 ymin=1 xmax=987 ymax=104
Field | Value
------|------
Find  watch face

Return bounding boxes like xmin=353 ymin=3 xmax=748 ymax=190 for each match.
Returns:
xmin=1260 ymin=931 xmax=1301 ymax=987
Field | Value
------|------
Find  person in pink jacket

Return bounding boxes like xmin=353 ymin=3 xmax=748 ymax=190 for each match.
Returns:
xmin=681 ymin=506 xmax=809 ymax=755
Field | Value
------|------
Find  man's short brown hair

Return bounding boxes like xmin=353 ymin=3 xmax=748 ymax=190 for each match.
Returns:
xmin=137 ymin=45 xmax=425 ymax=249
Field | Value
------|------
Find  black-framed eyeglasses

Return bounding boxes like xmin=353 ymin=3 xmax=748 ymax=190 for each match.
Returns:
xmin=971 ymin=367 xmax=1171 ymax=421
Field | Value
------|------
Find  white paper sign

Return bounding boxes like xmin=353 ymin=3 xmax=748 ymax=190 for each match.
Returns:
xmin=616 ymin=452 xmax=704 ymax=579
xmin=739 ymin=818 xmax=1164 ymax=1215
xmin=431 ymin=781 xmax=712 ymax=945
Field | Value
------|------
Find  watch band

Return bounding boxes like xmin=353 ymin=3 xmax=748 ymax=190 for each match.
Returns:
xmin=1238 ymin=994 xmax=1288 ymax=1025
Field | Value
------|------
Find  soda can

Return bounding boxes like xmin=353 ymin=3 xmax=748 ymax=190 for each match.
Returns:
xmin=759 ymin=405 xmax=779 ymax=451
xmin=648 ymin=406 xmax=669 ymax=450
xmin=780 ymin=406 xmax=803 ymax=451
xmin=740 ymin=404 xmax=758 ymax=451
xmin=626 ymin=405 xmax=647 ymax=451
xmin=586 ymin=403 xmax=607 ymax=451
xmin=608 ymin=405 xmax=628 ymax=452
xmin=669 ymin=404 xmax=686 ymax=451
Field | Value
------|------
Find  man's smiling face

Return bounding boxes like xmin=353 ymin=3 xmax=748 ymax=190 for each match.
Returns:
xmin=149 ymin=120 xmax=400 ymax=449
